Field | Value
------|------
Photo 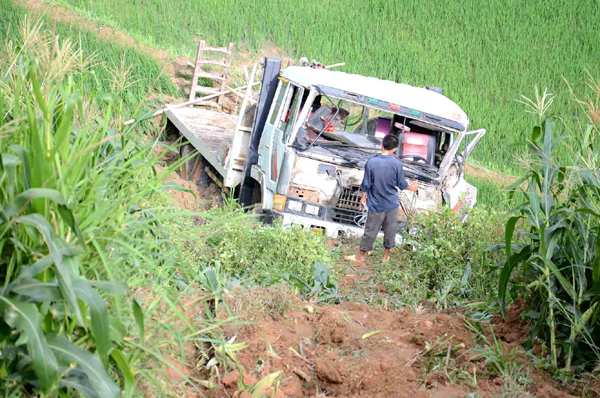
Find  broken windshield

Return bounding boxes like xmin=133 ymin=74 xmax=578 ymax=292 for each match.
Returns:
xmin=293 ymin=92 xmax=451 ymax=178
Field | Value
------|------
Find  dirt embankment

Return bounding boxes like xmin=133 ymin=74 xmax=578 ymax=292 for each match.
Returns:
xmin=148 ymin=289 xmax=584 ymax=398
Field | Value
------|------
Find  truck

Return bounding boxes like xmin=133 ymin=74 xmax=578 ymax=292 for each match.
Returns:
xmin=166 ymin=58 xmax=486 ymax=240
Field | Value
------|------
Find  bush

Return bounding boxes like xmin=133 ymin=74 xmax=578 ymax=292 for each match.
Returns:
xmin=379 ymin=207 xmax=506 ymax=308
xmin=201 ymin=200 xmax=333 ymax=284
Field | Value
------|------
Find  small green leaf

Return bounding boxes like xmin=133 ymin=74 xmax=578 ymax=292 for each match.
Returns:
xmin=57 ymin=204 xmax=84 ymax=248
xmin=132 ymin=299 xmax=145 ymax=346
xmin=47 ymin=334 xmax=120 ymax=398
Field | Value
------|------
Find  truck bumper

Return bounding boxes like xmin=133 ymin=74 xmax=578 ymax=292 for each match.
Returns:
xmin=277 ymin=211 xmax=404 ymax=245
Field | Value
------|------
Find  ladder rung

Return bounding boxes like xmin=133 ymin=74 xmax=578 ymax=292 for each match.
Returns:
xmin=202 ymin=46 xmax=232 ymax=54
xmin=190 ymin=101 xmax=222 ymax=109
xmin=195 ymin=72 xmax=226 ymax=81
xmin=195 ymin=86 xmax=220 ymax=94
xmin=198 ymin=60 xmax=229 ymax=68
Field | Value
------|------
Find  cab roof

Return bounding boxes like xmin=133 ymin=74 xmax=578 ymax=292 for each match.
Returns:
xmin=281 ymin=66 xmax=469 ymax=131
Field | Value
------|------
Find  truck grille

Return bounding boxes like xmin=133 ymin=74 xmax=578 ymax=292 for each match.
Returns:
xmin=331 ymin=187 xmax=365 ymax=226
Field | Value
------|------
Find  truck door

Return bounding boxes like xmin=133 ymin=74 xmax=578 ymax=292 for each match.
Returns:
xmin=259 ymin=79 xmax=303 ymax=192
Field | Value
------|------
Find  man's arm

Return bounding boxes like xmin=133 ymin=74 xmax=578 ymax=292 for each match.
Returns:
xmin=360 ymin=159 xmax=372 ymax=209
xmin=397 ymin=162 xmax=418 ymax=191
xmin=360 ymin=191 xmax=367 ymax=209
xmin=407 ymin=182 xmax=418 ymax=191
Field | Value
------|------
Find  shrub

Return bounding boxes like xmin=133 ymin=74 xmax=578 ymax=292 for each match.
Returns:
xmin=201 ymin=200 xmax=333 ymax=284
xmin=380 ymin=207 xmax=506 ymax=307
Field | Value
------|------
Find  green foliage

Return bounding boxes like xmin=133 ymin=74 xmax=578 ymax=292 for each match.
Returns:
xmin=49 ymin=0 xmax=599 ymax=172
xmin=465 ymin=320 xmax=532 ymax=393
xmin=378 ymin=207 xmax=506 ymax=308
xmin=0 ymin=20 xmax=140 ymax=396
xmin=467 ymin=174 xmax=523 ymax=212
xmin=202 ymin=202 xmax=333 ymax=284
xmin=284 ymin=262 xmax=340 ymax=303
xmin=498 ymin=84 xmax=600 ymax=372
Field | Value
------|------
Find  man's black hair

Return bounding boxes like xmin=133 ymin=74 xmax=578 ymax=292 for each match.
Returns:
xmin=382 ymin=134 xmax=399 ymax=150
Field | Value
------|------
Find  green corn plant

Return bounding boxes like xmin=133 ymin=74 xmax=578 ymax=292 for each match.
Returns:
xmin=499 ymin=82 xmax=600 ymax=372
xmin=0 ymin=17 xmax=170 ymax=396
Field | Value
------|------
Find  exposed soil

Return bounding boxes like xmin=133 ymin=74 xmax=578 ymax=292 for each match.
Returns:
xmin=139 ymin=287 xmax=591 ymax=398
xmin=213 ymin=294 xmax=489 ymax=398
xmin=154 ymin=163 xmax=221 ymax=211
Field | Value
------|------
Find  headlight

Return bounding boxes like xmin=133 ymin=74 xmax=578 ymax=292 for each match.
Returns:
xmin=288 ymin=200 xmax=303 ymax=211
xmin=305 ymin=204 xmax=321 ymax=216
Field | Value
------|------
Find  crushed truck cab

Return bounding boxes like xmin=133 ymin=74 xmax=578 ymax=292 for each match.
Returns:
xmin=167 ymin=58 xmax=486 ymax=240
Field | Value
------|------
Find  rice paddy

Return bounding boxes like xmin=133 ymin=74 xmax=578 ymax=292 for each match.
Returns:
xmin=46 ymin=0 xmax=600 ymax=173
xmin=1 ymin=0 xmax=179 ymax=117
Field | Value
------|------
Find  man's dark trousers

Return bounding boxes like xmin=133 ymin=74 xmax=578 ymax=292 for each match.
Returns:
xmin=359 ymin=208 xmax=398 ymax=252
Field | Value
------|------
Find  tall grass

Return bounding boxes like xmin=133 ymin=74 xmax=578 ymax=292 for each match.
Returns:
xmin=0 ymin=13 xmax=223 ymax=396
xmin=50 ymin=0 xmax=599 ymax=172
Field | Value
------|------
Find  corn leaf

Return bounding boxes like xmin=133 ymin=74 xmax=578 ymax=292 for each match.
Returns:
xmin=47 ymin=334 xmax=120 ymax=398
xmin=72 ymin=280 xmax=110 ymax=368
xmin=59 ymin=376 xmax=101 ymax=398
xmin=4 ymin=188 xmax=66 ymax=219
xmin=0 ymin=297 xmax=58 ymax=392
xmin=16 ymin=215 xmax=83 ymax=324
xmin=12 ymin=278 xmax=62 ymax=301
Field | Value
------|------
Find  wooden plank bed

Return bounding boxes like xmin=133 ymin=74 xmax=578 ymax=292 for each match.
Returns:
xmin=166 ymin=107 xmax=237 ymax=177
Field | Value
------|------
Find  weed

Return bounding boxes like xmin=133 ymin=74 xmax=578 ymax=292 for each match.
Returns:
xmin=465 ymin=321 xmax=531 ymax=389
xmin=375 ymin=207 xmax=506 ymax=307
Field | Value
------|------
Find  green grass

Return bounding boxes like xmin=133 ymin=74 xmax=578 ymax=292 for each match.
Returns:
xmin=466 ymin=174 xmax=522 ymax=211
xmin=44 ymin=0 xmax=599 ymax=173
xmin=0 ymin=0 xmax=179 ymax=118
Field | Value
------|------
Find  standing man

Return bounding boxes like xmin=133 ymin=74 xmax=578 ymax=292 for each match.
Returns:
xmin=344 ymin=135 xmax=418 ymax=263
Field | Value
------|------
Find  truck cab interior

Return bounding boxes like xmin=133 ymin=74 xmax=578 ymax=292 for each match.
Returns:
xmin=296 ymin=94 xmax=451 ymax=172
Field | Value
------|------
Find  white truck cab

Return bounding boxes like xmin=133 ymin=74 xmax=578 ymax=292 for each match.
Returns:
xmin=167 ymin=58 xmax=486 ymax=239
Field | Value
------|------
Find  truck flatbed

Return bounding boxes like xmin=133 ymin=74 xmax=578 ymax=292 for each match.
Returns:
xmin=166 ymin=107 xmax=237 ymax=176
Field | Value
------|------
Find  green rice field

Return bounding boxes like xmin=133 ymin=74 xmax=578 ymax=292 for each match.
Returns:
xmin=1 ymin=0 xmax=178 ymax=116
xmin=47 ymin=0 xmax=599 ymax=173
